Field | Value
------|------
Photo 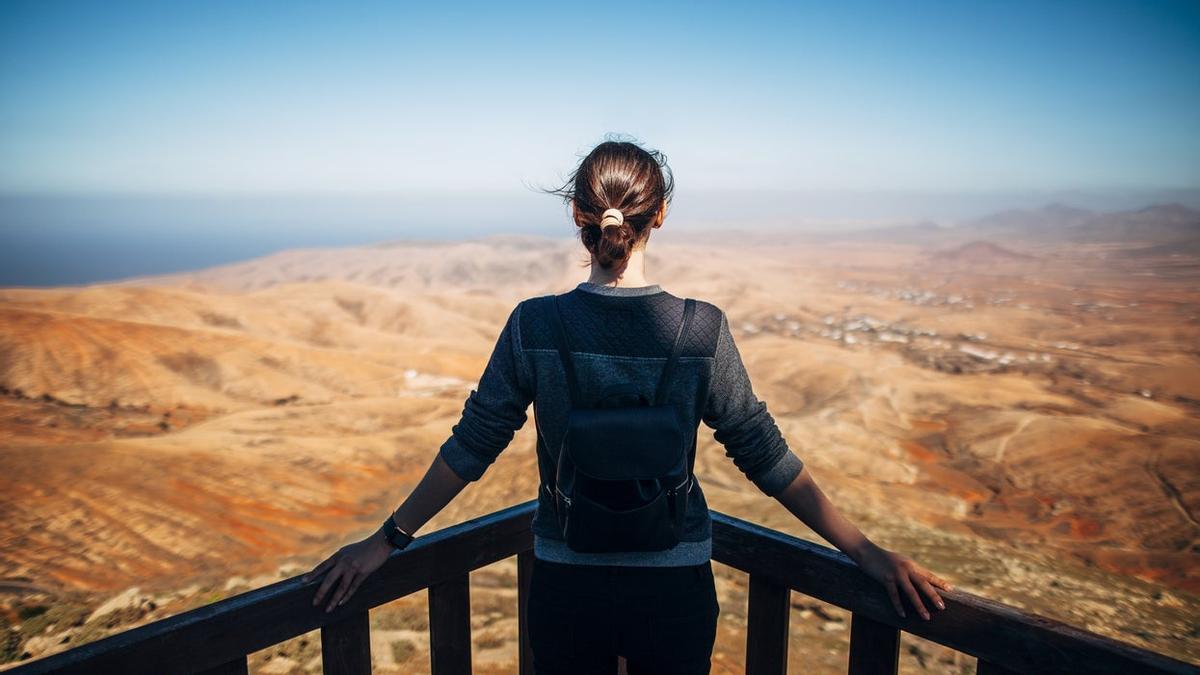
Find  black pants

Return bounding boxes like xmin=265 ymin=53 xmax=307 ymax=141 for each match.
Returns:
xmin=527 ymin=556 xmax=720 ymax=675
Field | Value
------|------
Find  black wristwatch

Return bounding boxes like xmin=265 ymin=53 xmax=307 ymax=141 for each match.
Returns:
xmin=380 ymin=515 xmax=415 ymax=551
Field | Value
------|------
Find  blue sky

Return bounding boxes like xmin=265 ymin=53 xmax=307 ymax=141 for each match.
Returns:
xmin=2 ymin=0 xmax=1198 ymax=195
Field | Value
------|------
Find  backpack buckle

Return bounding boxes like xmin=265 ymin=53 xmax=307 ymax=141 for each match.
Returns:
xmin=554 ymin=485 xmax=572 ymax=507
xmin=667 ymin=474 xmax=692 ymax=497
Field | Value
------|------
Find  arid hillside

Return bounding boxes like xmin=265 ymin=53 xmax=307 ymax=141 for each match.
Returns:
xmin=2 ymin=205 xmax=1198 ymax=672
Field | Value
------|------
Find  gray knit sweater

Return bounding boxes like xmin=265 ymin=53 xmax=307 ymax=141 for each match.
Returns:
xmin=437 ymin=281 xmax=805 ymax=566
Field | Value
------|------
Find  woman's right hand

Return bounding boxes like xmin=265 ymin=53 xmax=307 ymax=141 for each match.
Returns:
xmin=302 ymin=530 xmax=394 ymax=613
xmin=853 ymin=541 xmax=952 ymax=620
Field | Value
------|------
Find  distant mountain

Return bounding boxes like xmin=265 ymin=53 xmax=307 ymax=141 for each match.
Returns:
xmin=1080 ymin=203 xmax=1200 ymax=243
xmin=968 ymin=202 xmax=1096 ymax=235
xmin=799 ymin=202 xmax=1200 ymax=250
xmin=956 ymin=202 xmax=1199 ymax=244
xmin=927 ymin=240 xmax=1037 ymax=264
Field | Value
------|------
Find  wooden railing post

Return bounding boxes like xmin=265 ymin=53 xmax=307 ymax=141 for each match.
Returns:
xmin=847 ymin=612 xmax=899 ymax=674
xmin=429 ymin=572 xmax=473 ymax=675
xmin=745 ymin=573 xmax=790 ymax=675
xmin=517 ymin=550 xmax=535 ymax=675
xmin=320 ymin=610 xmax=371 ymax=675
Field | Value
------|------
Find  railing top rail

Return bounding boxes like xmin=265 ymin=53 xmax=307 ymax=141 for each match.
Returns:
xmin=710 ymin=510 xmax=1197 ymax=675
xmin=9 ymin=501 xmax=1195 ymax=675
xmin=9 ymin=502 xmax=537 ymax=675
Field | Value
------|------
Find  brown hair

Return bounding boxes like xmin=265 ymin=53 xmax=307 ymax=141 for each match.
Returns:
xmin=545 ymin=136 xmax=675 ymax=270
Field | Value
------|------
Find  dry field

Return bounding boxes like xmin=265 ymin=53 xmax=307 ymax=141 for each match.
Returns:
xmin=2 ymin=204 xmax=1197 ymax=672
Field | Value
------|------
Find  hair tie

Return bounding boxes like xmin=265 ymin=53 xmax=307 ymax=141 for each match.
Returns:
xmin=600 ymin=208 xmax=624 ymax=230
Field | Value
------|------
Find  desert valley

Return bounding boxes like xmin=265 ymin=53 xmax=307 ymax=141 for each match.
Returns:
xmin=1 ymin=203 xmax=1197 ymax=673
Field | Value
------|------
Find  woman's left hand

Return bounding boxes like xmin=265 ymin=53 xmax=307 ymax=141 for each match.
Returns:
xmin=854 ymin=542 xmax=953 ymax=620
xmin=301 ymin=531 xmax=393 ymax=613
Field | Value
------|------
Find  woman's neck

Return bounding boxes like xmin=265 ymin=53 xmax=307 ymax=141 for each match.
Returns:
xmin=586 ymin=248 xmax=650 ymax=287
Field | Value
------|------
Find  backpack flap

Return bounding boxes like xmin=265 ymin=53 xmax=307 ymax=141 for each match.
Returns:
xmin=563 ymin=404 xmax=688 ymax=481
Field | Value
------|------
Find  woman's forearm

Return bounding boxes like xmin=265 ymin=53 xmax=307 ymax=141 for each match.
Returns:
xmin=385 ymin=452 xmax=470 ymax=537
xmin=773 ymin=466 xmax=877 ymax=565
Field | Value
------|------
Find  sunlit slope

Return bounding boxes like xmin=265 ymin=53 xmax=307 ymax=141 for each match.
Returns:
xmin=0 ymin=281 xmax=522 ymax=410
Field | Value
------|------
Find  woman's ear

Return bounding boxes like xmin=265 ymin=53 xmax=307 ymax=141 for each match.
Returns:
xmin=653 ymin=200 xmax=668 ymax=228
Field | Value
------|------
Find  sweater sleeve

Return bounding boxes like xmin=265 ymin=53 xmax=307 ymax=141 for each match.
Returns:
xmin=437 ymin=300 xmax=534 ymax=482
xmin=701 ymin=309 xmax=804 ymax=497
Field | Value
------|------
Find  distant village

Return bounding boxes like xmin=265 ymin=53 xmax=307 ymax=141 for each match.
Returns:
xmin=729 ymin=281 xmax=1155 ymax=400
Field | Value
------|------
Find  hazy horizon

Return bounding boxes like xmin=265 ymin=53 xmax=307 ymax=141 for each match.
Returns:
xmin=2 ymin=188 xmax=1198 ymax=288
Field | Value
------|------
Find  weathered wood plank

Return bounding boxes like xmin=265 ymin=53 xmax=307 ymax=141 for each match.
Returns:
xmin=847 ymin=612 xmax=900 ymax=675
xmin=321 ymin=610 xmax=371 ymax=675
xmin=745 ymin=573 xmax=790 ymax=675
xmin=429 ymin=573 xmax=472 ymax=675
xmin=710 ymin=510 xmax=1196 ymax=675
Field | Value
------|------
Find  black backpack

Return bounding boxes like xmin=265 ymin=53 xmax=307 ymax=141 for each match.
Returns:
xmin=543 ymin=293 xmax=700 ymax=553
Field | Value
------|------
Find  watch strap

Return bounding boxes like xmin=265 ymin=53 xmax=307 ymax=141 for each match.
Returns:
xmin=381 ymin=515 xmax=415 ymax=550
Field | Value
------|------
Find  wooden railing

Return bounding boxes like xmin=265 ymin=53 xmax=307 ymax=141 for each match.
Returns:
xmin=8 ymin=500 xmax=1197 ymax=674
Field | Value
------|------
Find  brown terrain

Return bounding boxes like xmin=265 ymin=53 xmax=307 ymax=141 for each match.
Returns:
xmin=1 ymin=204 xmax=1198 ymax=673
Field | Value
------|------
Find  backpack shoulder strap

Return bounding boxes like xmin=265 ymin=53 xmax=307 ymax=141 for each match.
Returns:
xmin=653 ymin=298 xmax=696 ymax=406
xmin=549 ymin=294 xmax=581 ymax=405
